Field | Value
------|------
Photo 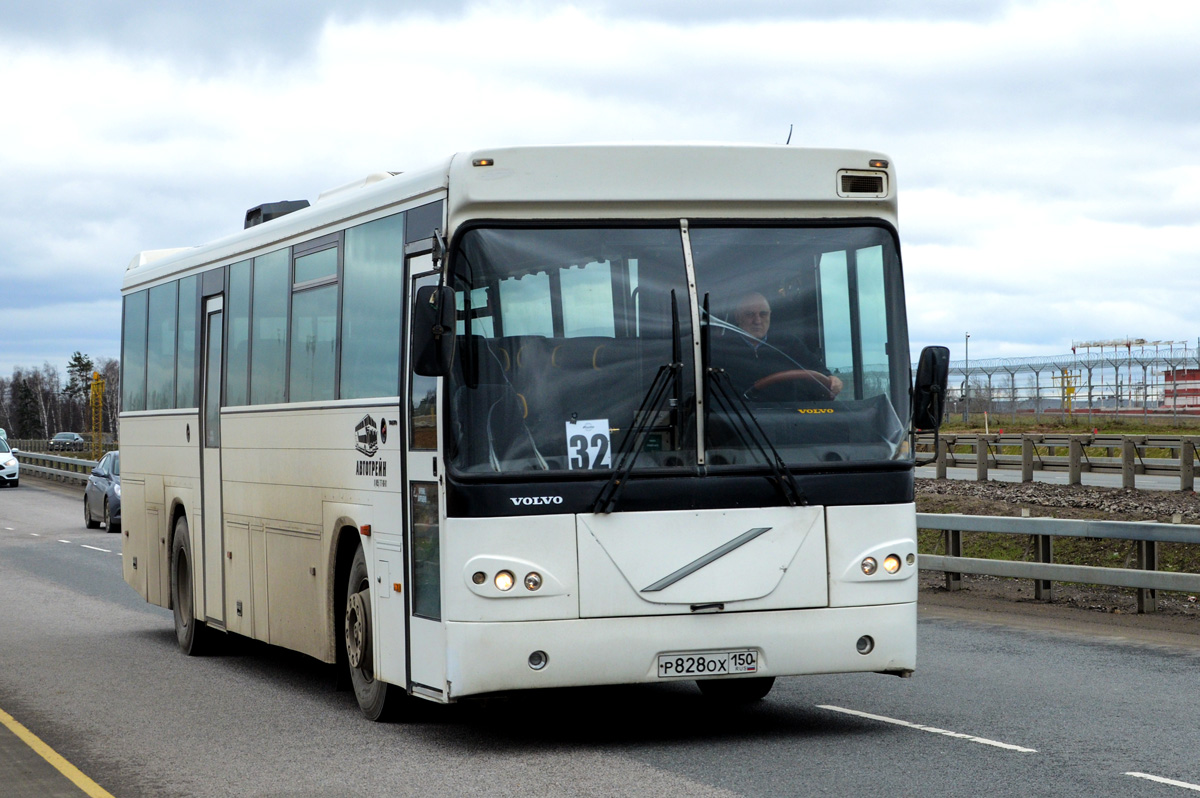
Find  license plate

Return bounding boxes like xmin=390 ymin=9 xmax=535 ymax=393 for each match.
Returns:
xmin=657 ymin=649 xmax=758 ymax=678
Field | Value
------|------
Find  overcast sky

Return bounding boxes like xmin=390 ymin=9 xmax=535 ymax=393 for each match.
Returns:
xmin=2 ymin=0 xmax=1197 ymax=377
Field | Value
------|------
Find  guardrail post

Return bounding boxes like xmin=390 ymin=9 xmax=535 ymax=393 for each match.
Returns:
xmin=936 ymin=436 xmax=948 ymax=480
xmin=944 ymin=529 xmax=962 ymax=591
xmin=975 ymin=435 xmax=988 ymax=482
xmin=1021 ymin=437 xmax=1034 ymax=483
xmin=1122 ymin=439 xmax=1136 ymax=490
xmin=1136 ymin=539 xmax=1158 ymax=613
xmin=1068 ymin=438 xmax=1082 ymax=485
xmin=1034 ymin=533 xmax=1054 ymax=601
xmin=1182 ymin=439 xmax=1195 ymax=492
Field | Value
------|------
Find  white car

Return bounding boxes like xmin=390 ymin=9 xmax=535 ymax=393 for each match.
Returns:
xmin=0 ymin=438 xmax=18 ymax=488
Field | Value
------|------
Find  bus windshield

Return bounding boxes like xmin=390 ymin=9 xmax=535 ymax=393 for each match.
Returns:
xmin=447 ymin=223 xmax=910 ymax=476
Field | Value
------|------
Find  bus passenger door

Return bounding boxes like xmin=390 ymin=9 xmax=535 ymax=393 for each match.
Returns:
xmin=406 ymin=255 xmax=446 ymax=696
xmin=200 ymin=296 xmax=225 ymax=629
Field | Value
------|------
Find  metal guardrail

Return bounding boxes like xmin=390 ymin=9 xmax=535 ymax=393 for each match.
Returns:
xmin=915 ymin=433 xmax=1198 ymax=491
xmin=7 ymin=438 xmax=116 ymax=456
xmin=917 ymin=512 xmax=1200 ymax=613
xmin=13 ymin=451 xmax=98 ymax=485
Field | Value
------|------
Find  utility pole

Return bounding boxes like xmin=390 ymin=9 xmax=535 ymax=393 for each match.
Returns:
xmin=90 ymin=371 xmax=105 ymax=461
xmin=963 ymin=332 xmax=970 ymax=423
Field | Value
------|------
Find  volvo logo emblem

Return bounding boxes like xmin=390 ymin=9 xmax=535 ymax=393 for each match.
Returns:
xmin=509 ymin=496 xmax=564 ymax=506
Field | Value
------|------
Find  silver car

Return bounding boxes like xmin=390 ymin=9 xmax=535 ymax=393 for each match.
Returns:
xmin=84 ymin=451 xmax=121 ymax=531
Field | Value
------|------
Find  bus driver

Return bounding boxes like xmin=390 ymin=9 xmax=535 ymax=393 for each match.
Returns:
xmin=713 ymin=292 xmax=844 ymax=401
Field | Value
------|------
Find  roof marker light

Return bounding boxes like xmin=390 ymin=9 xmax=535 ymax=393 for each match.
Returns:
xmin=473 ymin=158 xmax=495 ymax=167
xmin=868 ymin=159 xmax=889 ymax=168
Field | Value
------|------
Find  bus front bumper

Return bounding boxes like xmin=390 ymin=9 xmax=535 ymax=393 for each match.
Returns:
xmin=443 ymin=602 xmax=915 ymax=699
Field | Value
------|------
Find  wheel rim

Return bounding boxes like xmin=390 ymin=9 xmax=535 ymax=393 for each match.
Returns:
xmin=345 ymin=589 xmax=370 ymax=670
xmin=84 ymin=497 xmax=90 ymax=524
xmin=104 ymin=500 xmax=110 ymax=528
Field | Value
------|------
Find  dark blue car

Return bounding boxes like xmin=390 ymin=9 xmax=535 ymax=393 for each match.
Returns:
xmin=84 ymin=451 xmax=121 ymax=532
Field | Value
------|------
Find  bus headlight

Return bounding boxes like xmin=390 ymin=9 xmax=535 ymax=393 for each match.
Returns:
xmin=861 ymin=557 xmax=878 ymax=575
xmin=524 ymin=572 xmax=543 ymax=591
xmin=883 ymin=554 xmax=901 ymax=574
xmin=494 ymin=570 xmax=515 ymax=591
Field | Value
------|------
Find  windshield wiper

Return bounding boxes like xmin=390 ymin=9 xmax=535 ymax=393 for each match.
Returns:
xmin=592 ymin=292 xmax=684 ymax=514
xmin=702 ymin=295 xmax=806 ymax=507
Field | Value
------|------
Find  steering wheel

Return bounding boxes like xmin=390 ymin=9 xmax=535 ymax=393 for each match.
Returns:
xmin=747 ymin=369 xmax=835 ymax=401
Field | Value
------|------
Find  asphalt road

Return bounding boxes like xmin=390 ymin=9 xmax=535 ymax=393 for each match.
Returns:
xmin=2 ymin=479 xmax=1200 ymax=797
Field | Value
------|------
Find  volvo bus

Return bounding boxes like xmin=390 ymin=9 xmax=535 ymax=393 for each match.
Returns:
xmin=119 ymin=144 xmax=948 ymax=720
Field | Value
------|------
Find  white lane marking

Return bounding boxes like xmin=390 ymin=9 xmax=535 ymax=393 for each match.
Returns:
xmin=817 ymin=705 xmax=1038 ymax=753
xmin=1126 ymin=772 xmax=1200 ymax=792
xmin=81 ymin=545 xmax=111 ymax=553
xmin=4 ymin=527 xmax=14 ymax=531
xmin=58 ymin=540 xmax=71 ymax=544
xmin=28 ymin=532 xmax=38 ymax=536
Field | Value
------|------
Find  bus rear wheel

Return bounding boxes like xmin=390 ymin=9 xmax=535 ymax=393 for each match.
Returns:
xmin=171 ymin=516 xmax=213 ymax=655
xmin=696 ymin=676 xmax=775 ymax=703
xmin=345 ymin=546 xmax=403 ymax=721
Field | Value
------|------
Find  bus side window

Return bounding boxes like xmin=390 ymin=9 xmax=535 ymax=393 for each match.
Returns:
xmin=817 ymin=250 xmax=853 ymax=396
xmin=176 ymin=275 xmax=200 ymax=408
xmin=855 ymin=245 xmax=890 ymax=398
xmin=561 ymin=260 xmax=616 ymax=338
xmin=411 ymin=481 xmax=440 ymax=620
xmin=121 ymin=289 xmax=149 ymax=412
xmin=226 ymin=259 xmax=252 ymax=406
xmin=410 ymin=267 xmax=438 ymax=450
xmin=250 ymin=249 xmax=289 ymax=405
xmin=146 ymin=281 xmax=178 ymax=411
xmin=341 ymin=213 xmax=404 ymax=400
xmin=455 ymin=287 xmax=494 ymax=337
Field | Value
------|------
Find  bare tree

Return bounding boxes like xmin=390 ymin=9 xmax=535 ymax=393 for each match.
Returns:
xmin=98 ymin=357 xmax=121 ymax=439
xmin=0 ymin=375 xmax=10 ymax=434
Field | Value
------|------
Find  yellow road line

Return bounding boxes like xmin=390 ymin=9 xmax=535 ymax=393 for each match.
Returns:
xmin=0 ymin=706 xmax=115 ymax=798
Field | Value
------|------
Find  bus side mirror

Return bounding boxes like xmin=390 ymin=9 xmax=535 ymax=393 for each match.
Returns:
xmin=912 ymin=345 xmax=950 ymax=431
xmin=412 ymin=284 xmax=457 ymax=377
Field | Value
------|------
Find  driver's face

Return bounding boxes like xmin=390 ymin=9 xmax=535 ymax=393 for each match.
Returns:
xmin=735 ymin=294 xmax=771 ymax=340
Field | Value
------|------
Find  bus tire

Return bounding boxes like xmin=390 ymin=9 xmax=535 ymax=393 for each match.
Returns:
xmin=171 ymin=516 xmax=213 ymax=656
xmin=696 ymin=676 xmax=775 ymax=703
xmin=345 ymin=546 xmax=403 ymax=721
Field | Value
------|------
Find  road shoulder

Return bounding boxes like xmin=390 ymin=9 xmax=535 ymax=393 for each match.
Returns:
xmin=919 ymin=580 xmax=1200 ymax=651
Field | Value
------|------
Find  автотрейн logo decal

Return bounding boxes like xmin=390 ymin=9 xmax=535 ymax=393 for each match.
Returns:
xmin=354 ymin=415 xmax=387 ymax=484
xmin=355 ymin=414 xmax=379 ymax=457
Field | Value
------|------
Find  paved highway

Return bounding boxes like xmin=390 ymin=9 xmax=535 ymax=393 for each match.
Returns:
xmin=2 ymin=479 xmax=1199 ymax=797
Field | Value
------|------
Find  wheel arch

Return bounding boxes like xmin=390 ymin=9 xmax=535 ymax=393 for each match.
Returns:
xmin=166 ymin=498 xmax=190 ymax=610
xmin=331 ymin=520 xmax=365 ymax=665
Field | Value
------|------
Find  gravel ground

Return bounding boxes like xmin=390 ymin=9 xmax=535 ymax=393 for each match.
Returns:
xmin=916 ymin=478 xmax=1200 ymax=632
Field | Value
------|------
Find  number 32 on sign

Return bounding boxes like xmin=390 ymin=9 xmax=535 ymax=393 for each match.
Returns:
xmin=565 ymin=419 xmax=611 ymax=470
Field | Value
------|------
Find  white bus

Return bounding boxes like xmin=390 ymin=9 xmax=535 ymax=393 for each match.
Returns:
xmin=120 ymin=144 xmax=948 ymax=719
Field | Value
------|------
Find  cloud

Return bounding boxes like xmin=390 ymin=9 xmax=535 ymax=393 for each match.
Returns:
xmin=1 ymin=0 xmax=1199 ymax=378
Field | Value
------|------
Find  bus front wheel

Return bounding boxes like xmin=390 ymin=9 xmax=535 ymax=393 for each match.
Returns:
xmin=171 ymin=516 xmax=213 ymax=655
xmin=696 ymin=676 xmax=775 ymax=703
xmin=345 ymin=546 xmax=403 ymax=721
